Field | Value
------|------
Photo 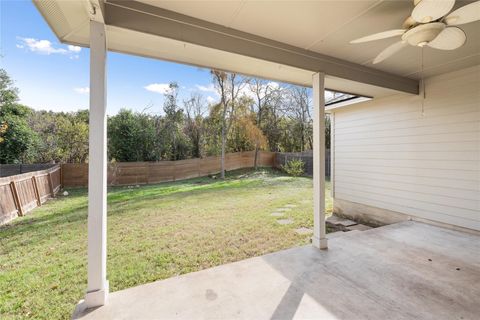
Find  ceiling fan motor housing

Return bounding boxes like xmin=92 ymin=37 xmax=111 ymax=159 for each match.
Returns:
xmin=402 ymin=22 xmax=445 ymax=46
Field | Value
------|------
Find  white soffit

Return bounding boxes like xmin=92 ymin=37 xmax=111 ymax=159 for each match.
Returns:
xmin=137 ymin=0 xmax=480 ymax=79
xmin=33 ymin=0 xmax=405 ymax=98
xmin=33 ymin=0 xmax=480 ymax=84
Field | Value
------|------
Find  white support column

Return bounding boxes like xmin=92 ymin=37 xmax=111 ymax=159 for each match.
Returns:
xmin=330 ymin=112 xmax=335 ymax=199
xmin=312 ymin=72 xmax=328 ymax=250
xmin=85 ymin=20 xmax=108 ymax=308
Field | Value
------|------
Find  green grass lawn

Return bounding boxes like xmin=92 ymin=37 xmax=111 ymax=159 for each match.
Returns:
xmin=0 ymin=168 xmax=332 ymax=319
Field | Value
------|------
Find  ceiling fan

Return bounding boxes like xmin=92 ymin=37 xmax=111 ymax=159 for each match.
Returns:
xmin=350 ymin=0 xmax=480 ymax=64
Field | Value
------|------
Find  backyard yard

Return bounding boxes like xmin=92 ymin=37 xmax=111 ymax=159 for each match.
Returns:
xmin=0 ymin=168 xmax=332 ymax=319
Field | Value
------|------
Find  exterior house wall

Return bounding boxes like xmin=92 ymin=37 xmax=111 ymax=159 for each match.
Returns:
xmin=332 ymin=65 xmax=480 ymax=231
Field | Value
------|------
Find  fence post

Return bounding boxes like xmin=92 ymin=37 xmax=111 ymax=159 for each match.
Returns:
xmin=32 ymin=175 xmax=42 ymax=206
xmin=10 ymin=180 xmax=23 ymax=216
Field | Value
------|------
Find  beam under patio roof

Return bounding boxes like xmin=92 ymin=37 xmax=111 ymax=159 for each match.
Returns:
xmin=103 ymin=0 xmax=418 ymax=95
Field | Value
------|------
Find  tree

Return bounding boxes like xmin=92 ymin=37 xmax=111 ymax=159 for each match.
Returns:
xmin=283 ymin=86 xmax=312 ymax=152
xmin=0 ymin=122 xmax=6 ymax=143
xmin=183 ymin=93 xmax=206 ymax=158
xmin=0 ymin=69 xmax=38 ymax=164
xmin=161 ymin=82 xmax=190 ymax=160
xmin=0 ymin=68 xmax=333 ymax=164
xmin=28 ymin=110 xmax=90 ymax=163
xmin=325 ymin=114 xmax=331 ymax=150
xmin=260 ymin=88 xmax=284 ymax=152
xmin=0 ymin=69 xmax=18 ymax=106
xmin=56 ymin=113 xmax=89 ymax=163
xmin=108 ymin=109 xmax=157 ymax=161
xmin=249 ymin=79 xmax=280 ymax=169
xmin=235 ymin=97 xmax=267 ymax=158
xmin=211 ymin=70 xmax=248 ymax=179
xmin=29 ymin=110 xmax=61 ymax=162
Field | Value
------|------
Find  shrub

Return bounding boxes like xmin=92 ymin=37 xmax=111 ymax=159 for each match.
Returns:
xmin=281 ymin=159 xmax=305 ymax=177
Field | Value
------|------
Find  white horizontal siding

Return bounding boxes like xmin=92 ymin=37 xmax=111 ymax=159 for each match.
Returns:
xmin=333 ymin=65 xmax=480 ymax=231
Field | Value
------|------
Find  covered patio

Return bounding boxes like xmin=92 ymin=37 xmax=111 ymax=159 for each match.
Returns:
xmin=73 ymin=221 xmax=480 ymax=319
xmin=33 ymin=0 xmax=479 ymax=318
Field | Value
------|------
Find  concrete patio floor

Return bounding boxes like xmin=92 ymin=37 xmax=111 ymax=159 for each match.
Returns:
xmin=74 ymin=221 xmax=480 ymax=320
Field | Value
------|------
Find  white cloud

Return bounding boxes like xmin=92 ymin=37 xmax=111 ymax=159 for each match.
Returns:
xmin=206 ymin=96 xmax=216 ymax=104
xmin=18 ymin=37 xmax=66 ymax=54
xmin=74 ymin=87 xmax=90 ymax=94
xmin=17 ymin=37 xmax=81 ymax=57
xmin=144 ymin=83 xmax=172 ymax=94
xmin=67 ymin=45 xmax=81 ymax=53
xmin=195 ymin=84 xmax=218 ymax=95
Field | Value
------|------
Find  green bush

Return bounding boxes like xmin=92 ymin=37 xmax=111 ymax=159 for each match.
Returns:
xmin=281 ymin=159 xmax=305 ymax=176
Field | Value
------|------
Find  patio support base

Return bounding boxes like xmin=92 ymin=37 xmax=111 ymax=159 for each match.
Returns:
xmin=312 ymin=72 xmax=328 ymax=250
xmin=85 ymin=283 xmax=109 ymax=307
xmin=74 ymin=283 xmax=109 ymax=316
xmin=312 ymin=237 xmax=328 ymax=250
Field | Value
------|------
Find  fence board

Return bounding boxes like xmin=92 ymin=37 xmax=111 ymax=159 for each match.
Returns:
xmin=15 ymin=178 xmax=37 ymax=214
xmin=62 ymin=151 xmax=275 ymax=188
xmin=0 ymin=183 xmax=18 ymax=224
xmin=0 ymin=165 xmax=61 ymax=225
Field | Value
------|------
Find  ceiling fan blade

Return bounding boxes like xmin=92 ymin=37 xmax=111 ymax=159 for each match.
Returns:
xmin=428 ymin=27 xmax=466 ymax=50
xmin=444 ymin=1 xmax=480 ymax=25
xmin=412 ymin=0 xmax=455 ymax=23
xmin=373 ymin=41 xmax=409 ymax=64
xmin=350 ymin=29 xmax=406 ymax=44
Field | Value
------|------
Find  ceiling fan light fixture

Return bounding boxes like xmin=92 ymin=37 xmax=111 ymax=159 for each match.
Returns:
xmin=350 ymin=0 xmax=480 ymax=63
xmin=402 ymin=22 xmax=445 ymax=46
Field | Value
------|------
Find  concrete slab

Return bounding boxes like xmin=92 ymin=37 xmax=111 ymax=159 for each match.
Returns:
xmin=277 ymin=208 xmax=292 ymax=212
xmin=276 ymin=219 xmax=293 ymax=225
xmin=326 ymin=215 xmax=357 ymax=227
xmin=347 ymin=224 xmax=373 ymax=231
xmin=74 ymin=222 xmax=480 ymax=320
xmin=284 ymin=204 xmax=297 ymax=208
xmin=326 ymin=230 xmax=347 ymax=238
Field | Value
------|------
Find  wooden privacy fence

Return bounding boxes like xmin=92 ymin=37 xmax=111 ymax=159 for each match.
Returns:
xmin=0 ymin=165 xmax=61 ymax=224
xmin=62 ymin=151 xmax=275 ymax=187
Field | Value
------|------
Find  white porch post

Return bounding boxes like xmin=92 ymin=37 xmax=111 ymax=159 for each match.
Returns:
xmin=312 ymin=72 xmax=328 ymax=250
xmin=85 ymin=20 xmax=109 ymax=307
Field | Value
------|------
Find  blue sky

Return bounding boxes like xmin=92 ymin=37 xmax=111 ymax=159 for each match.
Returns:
xmin=0 ymin=0 xmax=219 ymax=115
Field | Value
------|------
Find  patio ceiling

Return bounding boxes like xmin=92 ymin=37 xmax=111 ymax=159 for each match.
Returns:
xmin=30 ymin=1 xmax=402 ymax=97
xmin=33 ymin=0 xmax=479 ymax=96
xmin=135 ymin=0 xmax=480 ymax=78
